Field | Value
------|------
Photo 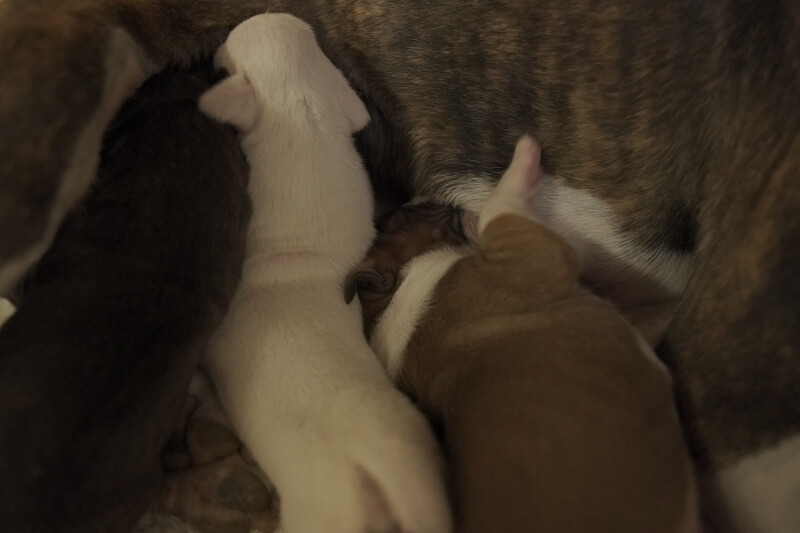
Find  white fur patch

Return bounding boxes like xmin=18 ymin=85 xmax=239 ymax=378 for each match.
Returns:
xmin=714 ymin=434 xmax=800 ymax=533
xmin=0 ymin=297 xmax=15 ymax=328
xmin=536 ymin=180 xmax=692 ymax=295
xmin=436 ymin=173 xmax=692 ymax=297
xmin=370 ymin=247 xmax=468 ymax=380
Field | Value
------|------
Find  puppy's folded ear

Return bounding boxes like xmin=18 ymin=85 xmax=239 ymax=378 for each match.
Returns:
xmin=198 ymin=73 xmax=259 ymax=131
xmin=344 ymin=257 xmax=396 ymax=304
xmin=334 ymin=72 xmax=370 ymax=132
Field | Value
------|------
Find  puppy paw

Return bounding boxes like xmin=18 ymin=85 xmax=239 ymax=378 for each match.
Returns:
xmin=274 ymin=390 xmax=451 ymax=533
xmin=161 ymin=454 xmax=279 ymax=533
xmin=160 ymin=373 xmax=280 ymax=533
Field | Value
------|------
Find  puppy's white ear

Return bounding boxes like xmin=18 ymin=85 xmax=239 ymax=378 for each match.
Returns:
xmin=338 ymin=76 xmax=370 ymax=132
xmin=199 ymin=73 xmax=259 ymax=131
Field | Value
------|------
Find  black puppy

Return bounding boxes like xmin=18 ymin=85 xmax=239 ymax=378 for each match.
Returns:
xmin=0 ymin=66 xmax=250 ymax=532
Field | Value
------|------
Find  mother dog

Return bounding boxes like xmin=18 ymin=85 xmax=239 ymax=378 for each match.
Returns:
xmin=0 ymin=0 xmax=798 ymax=532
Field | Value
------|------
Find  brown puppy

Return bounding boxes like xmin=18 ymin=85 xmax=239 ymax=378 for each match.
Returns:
xmin=349 ymin=136 xmax=700 ymax=533
xmin=0 ymin=66 xmax=251 ymax=532
xmin=1 ymin=0 xmax=798 ymax=530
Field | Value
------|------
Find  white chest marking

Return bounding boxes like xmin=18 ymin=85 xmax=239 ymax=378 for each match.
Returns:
xmin=370 ymin=247 xmax=467 ymax=380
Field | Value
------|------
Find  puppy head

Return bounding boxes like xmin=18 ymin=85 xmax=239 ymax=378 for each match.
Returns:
xmin=199 ymin=13 xmax=369 ymax=133
xmin=345 ymin=202 xmax=470 ymax=335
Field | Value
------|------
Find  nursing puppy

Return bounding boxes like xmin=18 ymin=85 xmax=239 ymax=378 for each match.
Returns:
xmin=221 ymin=3 xmax=796 ymax=530
xmin=349 ymin=136 xmax=700 ymax=533
xmin=0 ymin=66 xmax=251 ymax=532
xmin=2 ymin=0 xmax=798 ymax=530
xmin=198 ymin=13 xmax=450 ymax=533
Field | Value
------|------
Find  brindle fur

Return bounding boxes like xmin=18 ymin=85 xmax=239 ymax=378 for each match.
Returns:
xmin=259 ymin=0 xmax=800 ymax=470
xmin=0 ymin=66 xmax=251 ymax=532
xmin=0 ymin=0 xmax=798 ymax=528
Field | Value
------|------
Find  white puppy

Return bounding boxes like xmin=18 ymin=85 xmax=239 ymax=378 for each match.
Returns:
xmin=198 ymin=13 xmax=451 ymax=533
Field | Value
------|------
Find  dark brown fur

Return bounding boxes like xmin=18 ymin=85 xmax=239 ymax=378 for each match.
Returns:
xmin=0 ymin=66 xmax=251 ymax=532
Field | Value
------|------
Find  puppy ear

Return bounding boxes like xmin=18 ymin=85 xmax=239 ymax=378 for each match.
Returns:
xmin=337 ymin=75 xmax=370 ymax=132
xmin=344 ymin=257 xmax=396 ymax=303
xmin=198 ymin=73 xmax=259 ymax=131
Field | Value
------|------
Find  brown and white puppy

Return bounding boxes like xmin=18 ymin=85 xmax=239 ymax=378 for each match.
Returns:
xmin=0 ymin=66 xmax=251 ymax=532
xmin=1 ymin=0 xmax=799 ymax=531
xmin=348 ymin=136 xmax=700 ymax=533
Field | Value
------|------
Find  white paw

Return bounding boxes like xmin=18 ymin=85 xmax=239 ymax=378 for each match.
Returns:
xmin=273 ymin=388 xmax=452 ymax=533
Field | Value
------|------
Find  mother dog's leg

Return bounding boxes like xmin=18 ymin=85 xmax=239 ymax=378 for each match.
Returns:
xmin=0 ymin=0 xmax=268 ymax=293
xmin=667 ymin=133 xmax=800 ymax=532
xmin=0 ymin=4 xmax=152 ymax=293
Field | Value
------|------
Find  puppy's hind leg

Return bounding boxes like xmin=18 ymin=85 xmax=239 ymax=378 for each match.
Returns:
xmin=207 ymin=287 xmax=451 ymax=533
